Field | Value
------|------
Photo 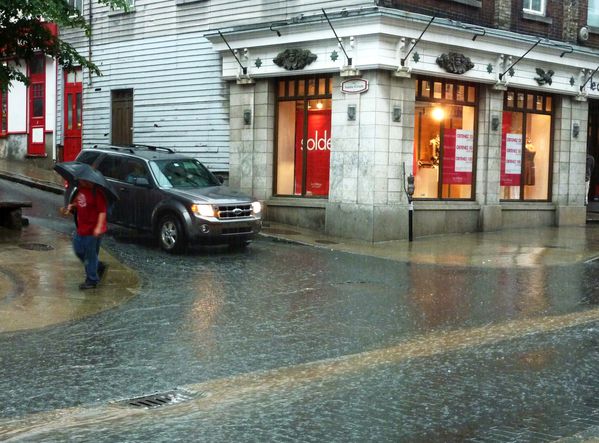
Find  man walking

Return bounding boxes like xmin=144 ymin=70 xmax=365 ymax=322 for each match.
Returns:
xmin=62 ymin=179 xmax=108 ymax=289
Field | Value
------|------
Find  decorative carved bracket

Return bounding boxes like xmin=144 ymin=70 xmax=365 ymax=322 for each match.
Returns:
xmin=534 ymin=68 xmax=554 ymax=86
xmin=436 ymin=52 xmax=474 ymax=74
xmin=273 ymin=49 xmax=317 ymax=71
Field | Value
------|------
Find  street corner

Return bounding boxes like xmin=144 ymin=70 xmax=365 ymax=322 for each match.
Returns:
xmin=0 ymin=224 xmax=140 ymax=333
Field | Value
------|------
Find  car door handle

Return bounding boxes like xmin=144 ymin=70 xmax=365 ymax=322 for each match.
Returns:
xmin=119 ymin=187 xmax=129 ymax=192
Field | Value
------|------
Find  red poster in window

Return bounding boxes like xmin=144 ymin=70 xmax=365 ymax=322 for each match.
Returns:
xmin=295 ymin=110 xmax=331 ymax=196
xmin=442 ymin=128 xmax=473 ymax=185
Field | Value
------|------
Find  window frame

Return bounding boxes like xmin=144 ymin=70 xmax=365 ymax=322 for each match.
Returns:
xmin=413 ymin=76 xmax=479 ymax=201
xmin=67 ymin=0 xmax=83 ymax=12
xmin=274 ymin=75 xmax=333 ymax=198
xmin=522 ymin=0 xmax=546 ymax=16
xmin=588 ymin=0 xmax=599 ymax=27
xmin=500 ymin=88 xmax=554 ymax=202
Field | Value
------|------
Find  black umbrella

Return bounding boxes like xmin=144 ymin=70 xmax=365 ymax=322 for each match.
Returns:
xmin=53 ymin=162 xmax=119 ymax=204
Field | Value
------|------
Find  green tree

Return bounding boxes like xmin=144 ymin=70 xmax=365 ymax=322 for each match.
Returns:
xmin=0 ymin=0 xmax=129 ymax=88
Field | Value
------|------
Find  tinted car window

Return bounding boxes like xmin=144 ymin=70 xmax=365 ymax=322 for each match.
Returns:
xmin=149 ymin=159 xmax=219 ymax=188
xmin=124 ymin=158 xmax=150 ymax=184
xmin=76 ymin=150 xmax=102 ymax=165
xmin=96 ymin=155 xmax=128 ymax=182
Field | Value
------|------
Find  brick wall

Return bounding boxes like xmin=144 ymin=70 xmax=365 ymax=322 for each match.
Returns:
xmin=377 ymin=0 xmax=496 ymax=28
xmin=509 ymin=0 xmax=563 ymax=39
xmin=379 ymin=0 xmax=592 ymax=46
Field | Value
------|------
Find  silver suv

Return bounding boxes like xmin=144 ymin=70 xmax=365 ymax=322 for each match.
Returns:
xmin=70 ymin=145 xmax=262 ymax=253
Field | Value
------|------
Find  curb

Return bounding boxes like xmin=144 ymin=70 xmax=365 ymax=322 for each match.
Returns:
xmin=0 ymin=171 xmax=64 ymax=195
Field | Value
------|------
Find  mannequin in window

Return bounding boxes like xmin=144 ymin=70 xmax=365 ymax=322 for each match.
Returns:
xmin=524 ymin=138 xmax=536 ymax=186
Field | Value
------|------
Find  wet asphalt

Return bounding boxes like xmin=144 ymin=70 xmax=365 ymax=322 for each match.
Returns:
xmin=1 ymin=179 xmax=599 ymax=442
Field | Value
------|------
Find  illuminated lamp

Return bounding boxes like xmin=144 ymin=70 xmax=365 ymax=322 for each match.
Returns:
xmin=432 ymin=107 xmax=445 ymax=121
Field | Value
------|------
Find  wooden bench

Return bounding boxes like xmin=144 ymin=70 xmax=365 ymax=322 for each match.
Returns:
xmin=0 ymin=201 xmax=32 ymax=230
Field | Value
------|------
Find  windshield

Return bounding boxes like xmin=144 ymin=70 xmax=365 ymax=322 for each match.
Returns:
xmin=149 ymin=158 xmax=220 ymax=188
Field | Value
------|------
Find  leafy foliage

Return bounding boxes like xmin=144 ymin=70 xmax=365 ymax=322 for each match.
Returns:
xmin=0 ymin=0 xmax=129 ymax=88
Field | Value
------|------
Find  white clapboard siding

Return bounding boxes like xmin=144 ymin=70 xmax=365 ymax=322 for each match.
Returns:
xmin=58 ymin=0 xmax=373 ymax=171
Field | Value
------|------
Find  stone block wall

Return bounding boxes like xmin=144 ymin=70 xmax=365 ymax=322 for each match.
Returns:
xmin=552 ymin=96 xmax=588 ymax=208
xmin=229 ymin=81 xmax=275 ymax=202
xmin=326 ymin=71 xmax=416 ymax=241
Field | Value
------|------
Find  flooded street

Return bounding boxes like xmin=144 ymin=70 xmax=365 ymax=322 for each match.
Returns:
xmin=1 ymin=179 xmax=599 ymax=442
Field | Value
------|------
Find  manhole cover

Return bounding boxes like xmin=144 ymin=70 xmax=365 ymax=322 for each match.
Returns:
xmin=315 ymin=239 xmax=338 ymax=245
xmin=18 ymin=243 xmax=54 ymax=251
xmin=263 ymin=228 xmax=301 ymax=236
xmin=117 ymin=389 xmax=200 ymax=409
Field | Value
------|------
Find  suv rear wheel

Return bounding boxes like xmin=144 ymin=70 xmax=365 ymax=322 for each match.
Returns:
xmin=158 ymin=214 xmax=186 ymax=253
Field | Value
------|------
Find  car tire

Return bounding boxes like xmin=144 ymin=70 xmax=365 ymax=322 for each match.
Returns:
xmin=158 ymin=214 xmax=187 ymax=254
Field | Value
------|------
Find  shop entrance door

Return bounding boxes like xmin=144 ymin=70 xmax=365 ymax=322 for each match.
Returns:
xmin=63 ymin=69 xmax=83 ymax=161
xmin=588 ymin=100 xmax=599 ymax=204
xmin=27 ymin=55 xmax=46 ymax=157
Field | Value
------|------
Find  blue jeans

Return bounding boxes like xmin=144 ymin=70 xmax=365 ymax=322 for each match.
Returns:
xmin=73 ymin=234 xmax=102 ymax=284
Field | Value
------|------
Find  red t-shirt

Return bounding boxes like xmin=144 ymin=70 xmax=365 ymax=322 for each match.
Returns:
xmin=74 ymin=187 xmax=107 ymax=236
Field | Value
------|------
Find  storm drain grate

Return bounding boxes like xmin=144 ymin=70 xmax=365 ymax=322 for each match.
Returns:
xmin=118 ymin=389 xmax=200 ymax=409
xmin=18 ymin=243 xmax=54 ymax=251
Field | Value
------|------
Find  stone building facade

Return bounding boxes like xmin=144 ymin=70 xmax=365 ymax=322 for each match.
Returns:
xmin=207 ymin=0 xmax=599 ymax=241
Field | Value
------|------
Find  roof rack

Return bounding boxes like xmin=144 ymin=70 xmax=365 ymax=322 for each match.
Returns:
xmin=129 ymin=144 xmax=176 ymax=153
xmin=91 ymin=144 xmax=135 ymax=153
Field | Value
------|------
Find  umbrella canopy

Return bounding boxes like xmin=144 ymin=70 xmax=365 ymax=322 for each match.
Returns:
xmin=53 ymin=162 xmax=119 ymax=204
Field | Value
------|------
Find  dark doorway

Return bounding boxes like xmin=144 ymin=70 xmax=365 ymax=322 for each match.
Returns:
xmin=587 ymin=99 xmax=599 ymax=205
xmin=111 ymin=89 xmax=133 ymax=146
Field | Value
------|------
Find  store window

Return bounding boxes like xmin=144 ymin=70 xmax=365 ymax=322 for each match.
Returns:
xmin=413 ymin=77 xmax=477 ymax=199
xmin=523 ymin=0 xmax=546 ymax=15
xmin=589 ymin=0 xmax=599 ymax=27
xmin=275 ymin=76 xmax=332 ymax=197
xmin=0 ymin=88 xmax=7 ymax=136
xmin=501 ymin=89 xmax=553 ymax=201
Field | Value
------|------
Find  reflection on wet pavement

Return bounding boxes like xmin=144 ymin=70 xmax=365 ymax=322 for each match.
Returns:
xmin=0 ymin=225 xmax=139 ymax=332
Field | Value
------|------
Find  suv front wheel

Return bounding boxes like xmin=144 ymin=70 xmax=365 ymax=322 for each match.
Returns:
xmin=158 ymin=214 xmax=187 ymax=254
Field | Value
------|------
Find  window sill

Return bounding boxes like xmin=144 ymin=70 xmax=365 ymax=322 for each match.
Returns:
xmin=449 ymin=0 xmax=481 ymax=7
xmin=522 ymin=12 xmax=552 ymax=24
xmin=500 ymin=202 xmax=555 ymax=210
xmin=588 ymin=25 xmax=599 ymax=35
xmin=176 ymin=0 xmax=205 ymax=5
xmin=267 ymin=196 xmax=327 ymax=208
xmin=108 ymin=7 xmax=136 ymax=17
xmin=413 ymin=201 xmax=480 ymax=211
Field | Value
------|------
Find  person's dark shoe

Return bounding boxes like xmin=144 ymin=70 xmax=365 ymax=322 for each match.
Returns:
xmin=98 ymin=262 xmax=109 ymax=282
xmin=79 ymin=281 xmax=97 ymax=290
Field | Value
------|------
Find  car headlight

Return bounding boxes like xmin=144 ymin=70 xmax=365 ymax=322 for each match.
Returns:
xmin=191 ymin=204 xmax=215 ymax=217
xmin=251 ymin=201 xmax=262 ymax=214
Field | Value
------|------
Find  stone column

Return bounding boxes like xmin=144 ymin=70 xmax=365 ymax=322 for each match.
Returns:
xmin=229 ymin=80 xmax=274 ymax=202
xmin=554 ymin=96 xmax=588 ymax=225
xmin=494 ymin=0 xmax=512 ymax=30
xmin=477 ymin=87 xmax=504 ymax=231
xmin=326 ymin=70 xmax=415 ymax=241
xmin=562 ymin=0 xmax=581 ymax=43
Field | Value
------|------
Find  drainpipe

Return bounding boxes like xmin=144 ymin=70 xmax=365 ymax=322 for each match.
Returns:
xmin=88 ymin=1 xmax=93 ymax=87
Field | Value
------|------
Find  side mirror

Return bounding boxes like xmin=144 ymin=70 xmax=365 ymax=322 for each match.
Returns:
xmin=216 ymin=175 xmax=224 ymax=184
xmin=134 ymin=177 xmax=151 ymax=187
